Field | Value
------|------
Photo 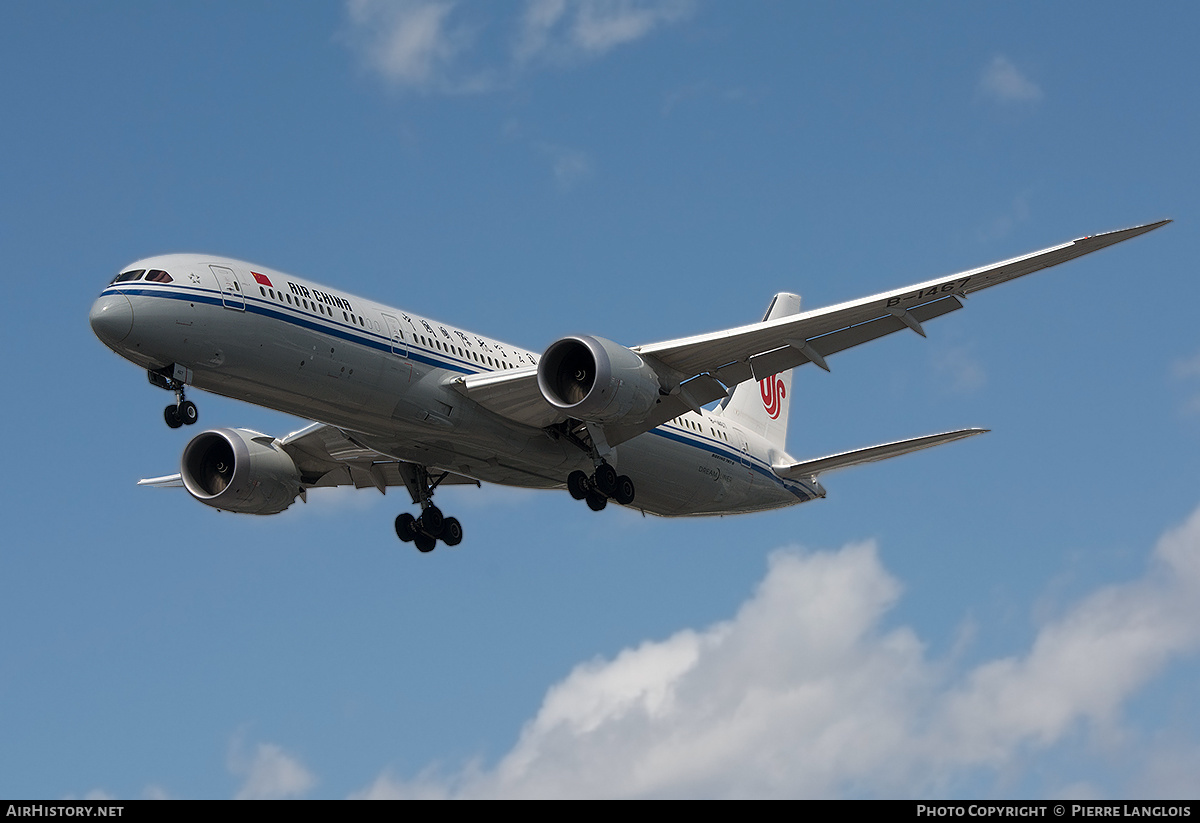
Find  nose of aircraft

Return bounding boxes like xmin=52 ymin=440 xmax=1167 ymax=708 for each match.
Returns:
xmin=89 ymin=293 xmax=134 ymax=347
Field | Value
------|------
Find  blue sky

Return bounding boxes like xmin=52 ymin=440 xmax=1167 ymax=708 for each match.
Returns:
xmin=1 ymin=1 xmax=1197 ymax=799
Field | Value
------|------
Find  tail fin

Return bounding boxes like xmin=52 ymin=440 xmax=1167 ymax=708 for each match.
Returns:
xmin=715 ymin=292 xmax=801 ymax=450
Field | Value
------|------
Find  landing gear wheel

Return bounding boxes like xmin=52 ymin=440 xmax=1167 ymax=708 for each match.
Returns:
xmin=594 ymin=463 xmax=618 ymax=496
xmin=180 ymin=400 xmax=198 ymax=425
xmin=586 ymin=491 xmax=608 ymax=511
xmin=399 ymin=466 xmax=463 ymax=551
xmin=441 ymin=517 xmax=463 ymax=547
xmin=395 ymin=513 xmax=417 ymax=542
xmin=421 ymin=505 xmax=445 ymax=537
xmin=567 ymin=470 xmax=590 ymax=500
xmin=613 ymin=475 xmax=636 ymax=506
xmin=164 ymin=404 xmax=183 ymax=429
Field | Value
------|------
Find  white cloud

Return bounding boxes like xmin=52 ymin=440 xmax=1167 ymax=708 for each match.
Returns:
xmin=979 ymin=56 xmax=1044 ymax=103
xmin=357 ymin=506 xmax=1200 ymax=798
xmin=977 ymin=194 xmax=1032 ymax=242
xmin=343 ymin=0 xmax=492 ymax=93
xmin=230 ymin=741 xmax=316 ymax=800
xmin=526 ymin=0 xmax=695 ymax=61
xmin=537 ymin=142 xmax=595 ymax=189
xmin=1132 ymin=740 xmax=1200 ymax=797
xmin=935 ymin=345 xmax=986 ymax=393
xmin=71 ymin=785 xmax=171 ymax=800
xmin=1170 ymin=353 xmax=1200 ymax=416
xmin=342 ymin=0 xmax=694 ymax=92
xmin=1171 ymin=352 xmax=1200 ymax=380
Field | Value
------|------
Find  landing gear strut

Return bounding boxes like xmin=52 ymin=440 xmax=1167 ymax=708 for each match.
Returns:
xmin=149 ymin=368 xmax=198 ymax=429
xmin=554 ymin=421 xmax=636 ymax=512
xmin=567 ymin=461 xmax=636 ymax=511
xmin=394 ymin=465 xmax=463 ymax=553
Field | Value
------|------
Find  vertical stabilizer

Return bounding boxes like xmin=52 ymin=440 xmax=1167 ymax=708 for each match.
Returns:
xmin=715 ymin=292 xmax=801 ymax=449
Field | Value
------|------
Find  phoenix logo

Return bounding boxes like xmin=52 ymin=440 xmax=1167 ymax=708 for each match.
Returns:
xmin=759 ymin=375 xmax=786 ymax=419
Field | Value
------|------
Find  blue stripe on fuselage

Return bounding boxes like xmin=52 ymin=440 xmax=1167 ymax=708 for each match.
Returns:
xmin=647 ymin=426 xmax=813 ymax=501
xmin=105 ymin=284 xmax=480 ymax=374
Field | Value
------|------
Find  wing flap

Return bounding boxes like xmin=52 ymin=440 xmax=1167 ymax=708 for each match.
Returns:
xmin=279 ymin=423 xmax=481 ymax=493
xmin=775 ymin=428 xmax=988 ymax=479
xmin=452 ymin=367 xmax=562 ymax=428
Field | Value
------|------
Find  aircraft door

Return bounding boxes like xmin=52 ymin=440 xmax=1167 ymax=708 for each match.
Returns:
xmin=737 ymin=432 xmax=755 ymax=486
xmin=210 ymin=265 xmax=245 ymax=311
xmin=381 ymin=314 xmax=408 ymax=357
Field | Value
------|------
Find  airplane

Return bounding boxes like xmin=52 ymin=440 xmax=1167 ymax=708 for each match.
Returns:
xmin=89 ymin=220 xmax=1169 ymax=552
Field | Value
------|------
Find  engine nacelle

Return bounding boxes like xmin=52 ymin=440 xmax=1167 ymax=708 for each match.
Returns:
xmin=180 ymin=428 xmax=301 ymax=515
xmin=537 ymin=335 xmax=662 ymax=423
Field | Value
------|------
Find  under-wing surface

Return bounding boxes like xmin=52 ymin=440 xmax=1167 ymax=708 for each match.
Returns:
xmin=89 ymin=220 xmax=1170 ymax=552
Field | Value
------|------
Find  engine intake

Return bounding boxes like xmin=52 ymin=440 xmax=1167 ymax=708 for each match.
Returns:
xmin=537 ymin=335 xmax=661 ymax=423
xmin=180 ymin=428 xmax=301 ymax=515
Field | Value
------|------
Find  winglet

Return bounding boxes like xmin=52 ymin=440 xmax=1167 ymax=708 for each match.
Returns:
xmin=1075 ymin=219 xmax=1171 ymax=248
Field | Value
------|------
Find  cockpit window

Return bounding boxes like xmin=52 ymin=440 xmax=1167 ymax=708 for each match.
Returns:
xmin=111 ymin=269 xmax=145 ymax=284
xmin=145 ymin=269 xmax=173 ymax=283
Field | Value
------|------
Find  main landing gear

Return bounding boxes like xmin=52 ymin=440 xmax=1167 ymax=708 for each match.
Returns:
xmin=567 ymin=462 xmax=635 ymax=512
xmin=394 ymin=466 xmax=462 ymax=553
xmin=148 ymin=368 xmax=198 ymax=429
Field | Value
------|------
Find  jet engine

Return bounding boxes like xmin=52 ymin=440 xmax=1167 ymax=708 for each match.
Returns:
xmin=180 ymin=428 xmax=301 ymax=515
xmin=537 ymin=335 xmax=662 ymax=424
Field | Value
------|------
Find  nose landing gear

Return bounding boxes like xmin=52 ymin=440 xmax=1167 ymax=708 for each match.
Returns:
xmin=163 ymin=399 xmax=198 ymax=429
xmin=149 ymin=367 xmax=198 ymax=429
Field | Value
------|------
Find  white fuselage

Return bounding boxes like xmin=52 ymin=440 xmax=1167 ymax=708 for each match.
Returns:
xmin=90 ymin=254 xmax=821 ymax=516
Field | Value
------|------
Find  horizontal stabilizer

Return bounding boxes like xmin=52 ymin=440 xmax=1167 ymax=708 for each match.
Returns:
xmin=774 ymin=428 xmax=988 ymax=479
xmin=137 ymin=474 xmax=184 ymax=487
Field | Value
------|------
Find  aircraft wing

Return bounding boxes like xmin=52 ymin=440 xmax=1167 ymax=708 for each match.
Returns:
xmin=452 ymin=221 xmax=1169 ymax=446
xmin=278 ymin=424 xmax=480 ymax=502
xmin=139 ymin=424 xmax=480 ymax=503
xmin=636 ymin=220 xmax=1170 ymax=383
